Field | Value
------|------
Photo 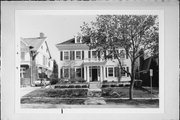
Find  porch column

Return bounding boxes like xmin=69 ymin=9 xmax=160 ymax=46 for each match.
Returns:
xmin=104 ymin=66 xmax=106 ymax=80
xmin=87 ymin=66 xmax=89 ymax=82
xmin=84 ymin=66 xmax=87 ymax=81
xmin=100 ymin=66 xmax=103 ymax=82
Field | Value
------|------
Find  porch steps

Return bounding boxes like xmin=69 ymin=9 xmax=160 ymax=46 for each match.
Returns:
xmin=88 ymin=82 xmax=102 ymax=97
xmin=89 ymin=82 xmax=101 ymax=89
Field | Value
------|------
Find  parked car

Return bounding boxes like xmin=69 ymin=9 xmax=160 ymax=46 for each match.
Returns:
xmin=34 ymin=79 xmax=50 ymax=86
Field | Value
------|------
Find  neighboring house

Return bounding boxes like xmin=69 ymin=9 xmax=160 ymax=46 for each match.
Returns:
xmin=56 ymin=35 xmax=131 ymax=84
xmin=20 ymin=33 xmax=53 ymax=87
xmin=139 ymin=54 xmax=159 ymax=87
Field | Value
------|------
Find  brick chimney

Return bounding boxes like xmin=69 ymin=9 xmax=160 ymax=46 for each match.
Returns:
xmin=40 ymin=32 xmax=45 ymax=38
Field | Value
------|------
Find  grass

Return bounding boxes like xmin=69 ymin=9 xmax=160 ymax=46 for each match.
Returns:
xmin=102 ymin=87 xmax=159 ymax=98
xmin=105 ymin=99 xmax=159 ymax=107
xmin=21 ymin=87 xmax=159 ymax=105
xmin=21 ymin=97 xmax=85 ymax=105
xmin=23 ymin=88 xmax=88 ymax=98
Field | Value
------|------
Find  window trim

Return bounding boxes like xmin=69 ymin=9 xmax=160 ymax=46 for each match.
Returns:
xmin=63 ymin=51 xmax=70 ymax=60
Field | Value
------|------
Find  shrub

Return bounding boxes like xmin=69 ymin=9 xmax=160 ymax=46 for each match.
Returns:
xmin=111 ymin=84 xmax=116 ymax=87
xmin=50 ymin=78 xmax=59 ymax=85
xmin=134 ymin=80 xmax=142 ymax=88
xmin=103 ymin=80 xmax=107 ymax=83
xmin=82 ymin=85 xmax=88 ymax=88
xmin=47 ymin=89 xmax=88 ymax=98
xmin=68 ymin=85 xmax=75 ymax=88
xmin=102 ymin=84 xmax=109 ymax=88
xmin=75 ymin=85 xmax=81 ymax=88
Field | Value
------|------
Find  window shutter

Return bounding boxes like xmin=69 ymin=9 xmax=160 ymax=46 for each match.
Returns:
xmin=70 ymin=51 xmax=73 ymax=60
xmin=88 ymin=51 xmax=91 ymax=59
xmin=60 ymin=68 xmax=63 ymax=78
xmin=104 ymin=50 xmax=106 ymax=59
xmin=82 ymin=51 xmax=84 ymax=60
xmin=60 ymin=51 xmax=63 ymax=61
xmin=105 ymin=67 xmax=107 ymax=78
xmin=98 ymin=51 xmax=100 ymax=59
xmin=82 ymin=67 xmax=84 ymax=78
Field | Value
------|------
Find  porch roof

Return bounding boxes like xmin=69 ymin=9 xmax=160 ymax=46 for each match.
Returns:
xmin=83 ymin=61 xmax=106 ymax=66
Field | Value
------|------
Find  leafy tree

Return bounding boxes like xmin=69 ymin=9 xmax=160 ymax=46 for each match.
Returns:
xmin=80 ymin=15 xmax=159 ymax=100
xmin=51 ymin=60 xmax=58 ymax=78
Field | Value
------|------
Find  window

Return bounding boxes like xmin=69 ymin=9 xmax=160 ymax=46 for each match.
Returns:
xmin=120 ymin=50 xmax=125 ymax=58
xmin=20 ymin=67 xmax=25 ymax=78
xmin=121 ymin=67 xmax=126 ymax=76
xmin=76 ymin=68 xmax=81 ymax=78
xmin=64 ymin=68 xmax=69 ymax=78
xmin=64 ymin=51 xmax=69 ymax=60
xmin=76 ymin=36 xmax=81 ymax=43
xmin=92 ymin=51 xmax=97 ymax=58
xmin=108 ymin=67 xmax=114 ymax=77
xmin=21 ymin=52 xmax=25 ymax=61
xmin=76 ymin=51 xmax=81 ymax=60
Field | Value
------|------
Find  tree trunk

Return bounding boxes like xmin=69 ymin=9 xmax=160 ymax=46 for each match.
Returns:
xmin=129 ymin=62 xmax=135 ymax=100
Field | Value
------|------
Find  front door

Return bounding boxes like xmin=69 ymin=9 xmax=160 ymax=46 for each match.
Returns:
xmin=92 ymin=68 xmax=98 ymax=82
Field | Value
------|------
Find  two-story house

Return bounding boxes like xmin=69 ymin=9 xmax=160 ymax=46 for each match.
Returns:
xmin=20 ymin=33 xmax=53 ymax=87
xmin=56 ymin=35 xmax=131 ymax=84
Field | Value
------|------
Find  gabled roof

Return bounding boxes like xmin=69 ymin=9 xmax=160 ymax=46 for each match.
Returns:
xmin=20 ymin=34 xmax=52 ymax=59
xmin=21 ymin=37 xmax=46 ymax=51
xmin=56 ymin=38 xmax=75 ymax=45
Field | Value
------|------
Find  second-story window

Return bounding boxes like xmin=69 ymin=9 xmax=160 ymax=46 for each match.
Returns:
xmin=92 ymin=51 xmax=97 ymax=58
xmin=76 ymin=36 xmax=81 ymax=43
xmin=64 ymin=51 xmax=69 ymax=60
xmin=76 ymin=51 xmax=81 ymax=60
xmin=120 ymin=50 xmax=125 ymax=58
xmin=21 ymin=52 xmax=25 ymax=61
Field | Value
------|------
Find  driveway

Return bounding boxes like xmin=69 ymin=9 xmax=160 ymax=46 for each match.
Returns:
xmin=20 ymin=86 xmax=41 ymax=97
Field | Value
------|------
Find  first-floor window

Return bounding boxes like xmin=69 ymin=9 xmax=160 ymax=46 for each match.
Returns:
xmin=64 ymin=68 xmax=69 ymax=78
xmin=121 ymin=67 xmax=126 ymax=76
xmin=108 ymin=67 xmax=114 ymax=77
xmin=76 ymin=68 xmax=81 ymax=78
xmin=20 ymin=67 xmax=25 ymax=78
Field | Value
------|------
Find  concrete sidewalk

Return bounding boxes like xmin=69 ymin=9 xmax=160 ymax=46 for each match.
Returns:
xmin=20 ymin=86 xmax=41 ymax=97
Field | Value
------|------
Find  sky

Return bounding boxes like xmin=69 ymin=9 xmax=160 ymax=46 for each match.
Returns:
xmin=17 ymin=13 xmax=96 ymax=63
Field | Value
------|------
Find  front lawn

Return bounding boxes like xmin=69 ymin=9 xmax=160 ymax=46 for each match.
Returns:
xmin=102 ymin=87 xmax=159 ymax=98
xmin=23 ymin=88 xmax=88 ymax=98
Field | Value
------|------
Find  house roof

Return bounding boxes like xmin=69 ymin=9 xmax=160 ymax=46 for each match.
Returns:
xmin=56 ymin=38 xmax=75 ymax=45
xmin=139 ymin=55 xmax=159 ymax=73
xmin=21 ymin=37 xmax=46 ymax=51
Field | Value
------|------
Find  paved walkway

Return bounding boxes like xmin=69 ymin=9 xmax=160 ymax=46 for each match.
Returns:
xmin=20 ymin=86 xmax=41 ymax=97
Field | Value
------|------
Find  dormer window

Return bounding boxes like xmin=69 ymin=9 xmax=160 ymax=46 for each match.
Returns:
xmin=75 ymin=36 xmax=81 ymax=43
